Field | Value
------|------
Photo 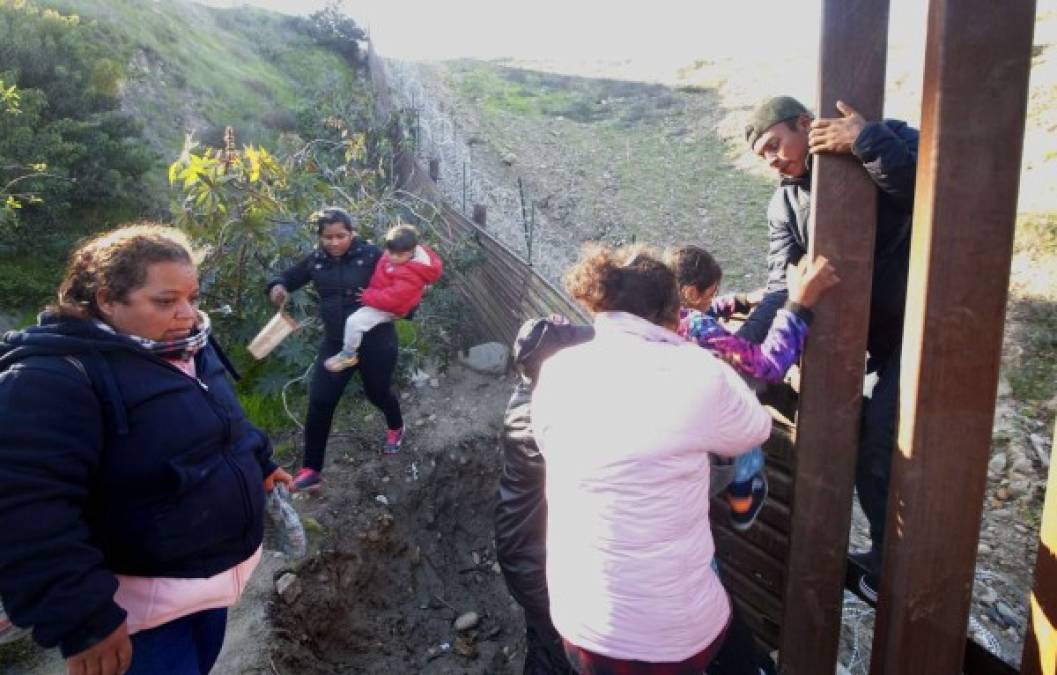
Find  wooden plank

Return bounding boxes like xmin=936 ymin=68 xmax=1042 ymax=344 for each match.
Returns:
xmin=731 ymin=597 xmax=781 ymax=652
xmin=868 ymin=1 xmax=1036 ymax=673
xmin=712 ymin=526 xmax=787 ymax=597
xmin=722 ymin=574 xmax=783 ymax=649
xmin=1023 ymin=418 xmax=1057 ymax=675
xmin=764 ymin=464 xmax=792 ymax=506
xmin=778 ymin=1 xmax=890 ymax=672
xmin=762 ymin=419 xmax=796 ymax=471
xmin=712 ymin=502 xmax=790 ymax=562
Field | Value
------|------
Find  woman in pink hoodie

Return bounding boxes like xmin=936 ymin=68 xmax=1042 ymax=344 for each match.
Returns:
xmin=531 ymin=244 xmax=773 ymax=673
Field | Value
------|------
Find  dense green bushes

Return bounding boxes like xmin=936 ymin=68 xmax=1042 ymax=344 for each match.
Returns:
xmin=0 ymin=0 xmax=154 ymax=240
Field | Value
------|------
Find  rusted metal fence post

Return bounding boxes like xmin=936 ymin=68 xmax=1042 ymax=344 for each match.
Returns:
xmin=1024 ymin=419 xmax=1057 ymax=675
xmin=869 ymin=1 xmax=1037 ymax=673
xmin=429 ymin=158 xmax=440 ymax=182
xmin=778 ymin=1 xmax=889 ymax=673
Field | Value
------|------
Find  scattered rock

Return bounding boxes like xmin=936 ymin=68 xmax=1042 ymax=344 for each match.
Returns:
xmin=979 ymin=586 xmax=998 ymax=605
xmin=1030 ymin=433 xmax=1052 ymax=467
xmin=492 ymin=562 xmax=502 ymax=574
xmin=459 ymin=342 xmax=509 ymax=375
xmin=410 ymin=368 xmax=431 ymax=387
xmin=502 ymin=153 xmax=517 ymax=166
xmin=454 ymin=611 xmax=480 ymax=631
xmin=1010 ymin=457 xmax=1034 ymax=476
xmin=988 ymin=453 xmax=1007 ymax=476
xmin=1007 ymin=480 xmax=1031 ymax=499
xmin=453 ymin=635 xmax=478 ymax=658
xmin=430 ymin=378 xmax=440 ymax=388
xmin=375 ymin=494 xmax=389 ymax=506
xmin=996 ymin=487 xmax=1010 ymax=501
xmin=978 ymin=543 xmax=993 ymax=556
xmin=995 ymin=601 xmax=1020 ymax=628
xmin=276 ymin=573 xmax=302 ymax=604
xmin=472 ymin=551 xmax=481 ymax=565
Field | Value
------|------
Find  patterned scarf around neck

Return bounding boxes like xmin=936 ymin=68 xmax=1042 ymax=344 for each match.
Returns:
xmin=96 ymin=310 xmax=212 ymax=361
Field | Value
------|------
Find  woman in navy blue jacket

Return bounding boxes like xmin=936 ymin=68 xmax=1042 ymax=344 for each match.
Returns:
xmin=0 ymin=224 xmax=291 ymax=675
xmin=267 ymin=207 xmax=405 ymax=491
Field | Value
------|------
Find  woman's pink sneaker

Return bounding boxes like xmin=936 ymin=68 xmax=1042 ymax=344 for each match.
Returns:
xmin=292 ymin=467 xmax=322 ymax=492
xmin=384 ymin=427 xmax=404 ymax=454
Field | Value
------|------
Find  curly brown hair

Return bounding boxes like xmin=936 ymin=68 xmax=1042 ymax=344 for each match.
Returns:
xmin=564 ymin=243 xmax=680 ymax=327
xmin=53 ymin=223 xmax=203 ymax=320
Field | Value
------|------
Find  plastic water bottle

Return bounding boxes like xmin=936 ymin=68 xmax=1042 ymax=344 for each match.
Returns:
xmin=265 ymin=484 xmax=307 ymax=559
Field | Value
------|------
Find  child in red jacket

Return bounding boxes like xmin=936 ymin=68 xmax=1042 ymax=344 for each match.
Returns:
xmin=325 ymin=224 xmax=443 ymax=372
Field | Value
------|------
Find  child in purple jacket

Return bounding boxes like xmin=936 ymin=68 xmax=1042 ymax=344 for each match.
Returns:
xmin=671 ymin=245 xmax=838 ymax=530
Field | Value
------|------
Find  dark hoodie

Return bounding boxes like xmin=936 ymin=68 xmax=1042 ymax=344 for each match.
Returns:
xmin=494 ymin=320 xmax=593 ymax=638
xmin=0 ymin=315 xmax=275 ymax=657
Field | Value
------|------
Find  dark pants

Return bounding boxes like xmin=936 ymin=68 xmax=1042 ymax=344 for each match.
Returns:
xmin=705 ymin=607 xmax=776 ymax=675
xmin=524 ymin=609 xmax=575 ymax=674
xmin=126 ymin=608 xmax=227 ymax=675
xmin=855 ymin=354 xmax=900 ymax=567
xmin=303 ymin=326 xmax=402 ymax=472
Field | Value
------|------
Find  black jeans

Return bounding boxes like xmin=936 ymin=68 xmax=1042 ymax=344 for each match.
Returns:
xmin=302 ymin=325 xmax=402 ymax=472
xmin=855 ymin=354 xmax=900 ymax=566
xmin=706 ymin=607 xmax=776 ymax=675
xmin=523 ymin=609 xmax=574 ymax=675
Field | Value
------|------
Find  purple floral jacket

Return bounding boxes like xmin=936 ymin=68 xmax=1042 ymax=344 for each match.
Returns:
xmin=677 ymin=295 xmax=811 ymax=384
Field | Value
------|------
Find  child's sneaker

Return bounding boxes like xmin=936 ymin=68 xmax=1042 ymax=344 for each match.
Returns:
xmin=383 ymin=427 xmax=404 ymax=454
xmin=291 ymin=467 xmax=322 ymax=492
xmin=324 ymin=350 xmax=359 ymax=372
xmin=727 ymin=473 xmax=768 ymax=532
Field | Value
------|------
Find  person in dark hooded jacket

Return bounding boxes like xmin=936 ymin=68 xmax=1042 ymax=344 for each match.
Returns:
xmin=267 ymin=207 xmax=406 ymax=491
xmin=0 ymin=224 xmax=290 ymax=675
xmin=495 ymin=317 xmax=594 ymax=674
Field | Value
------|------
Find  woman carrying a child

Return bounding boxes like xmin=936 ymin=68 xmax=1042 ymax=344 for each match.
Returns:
xmin=0 ymin=224 xmax=290 ymax=674
xmin=268 ymin=208 xmax=440 ymax=491
xmin=531 ymin=243 xmax=774 ymax=673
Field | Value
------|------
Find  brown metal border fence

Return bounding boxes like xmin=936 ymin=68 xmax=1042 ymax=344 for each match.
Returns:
xmin=366 ymin=41 xmax=588 ymax=349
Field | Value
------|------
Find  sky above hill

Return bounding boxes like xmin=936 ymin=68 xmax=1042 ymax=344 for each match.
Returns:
xmin=197 ymin=0 xmax=928 ymax=64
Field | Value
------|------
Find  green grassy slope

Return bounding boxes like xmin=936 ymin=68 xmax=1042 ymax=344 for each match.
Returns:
xmin=40 ymin=0 xmax=358 ymax=172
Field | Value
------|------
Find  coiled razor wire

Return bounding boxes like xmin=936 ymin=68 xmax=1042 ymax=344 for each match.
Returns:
xmin=838 ymin=569 xmax=1006 ymax=675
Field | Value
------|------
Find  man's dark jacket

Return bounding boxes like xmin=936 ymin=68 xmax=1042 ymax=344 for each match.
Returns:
xmin=739 ymin=120 xmax=919 ymax=369
xmin=494 ymin=320 xmax=593 ymax=624
xmin=0 ymin=316 xmax=274 ymax=657
xmin=267 ymin=239 xmax=383 ymax=342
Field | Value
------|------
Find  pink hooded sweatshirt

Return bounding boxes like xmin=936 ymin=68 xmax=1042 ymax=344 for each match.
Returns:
xmin=532 ymin=311 xmax=773 ymax=662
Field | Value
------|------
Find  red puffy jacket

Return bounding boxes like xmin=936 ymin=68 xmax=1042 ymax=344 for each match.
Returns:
xmin=361 ymin=244 xmax=443 ymax=317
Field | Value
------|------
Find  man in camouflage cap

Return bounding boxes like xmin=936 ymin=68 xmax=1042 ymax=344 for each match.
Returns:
xmin=737 ymin=94 xmax=919 ymax=603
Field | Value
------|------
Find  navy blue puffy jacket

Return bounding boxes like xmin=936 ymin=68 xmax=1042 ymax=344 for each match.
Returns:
xmin=0 ymin=315 xmax=275 ymax=657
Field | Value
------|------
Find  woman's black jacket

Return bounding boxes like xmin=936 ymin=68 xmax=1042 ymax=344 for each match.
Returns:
xmin=267 ymin=240 xmax=383 ymax=342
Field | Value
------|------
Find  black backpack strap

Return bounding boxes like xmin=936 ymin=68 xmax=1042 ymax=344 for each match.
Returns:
xmin=0 ymin=345 xmax=130 ymax=436
xmin=207 ymin=335 xmax=240 ymax=381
